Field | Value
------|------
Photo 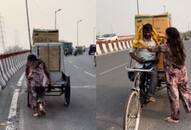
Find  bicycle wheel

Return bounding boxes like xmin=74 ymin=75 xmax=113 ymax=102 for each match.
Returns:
xmin=124 ymin=74 xmax=141 ymax=130
xmin=123 ymin=91 xmax=141 ymax=130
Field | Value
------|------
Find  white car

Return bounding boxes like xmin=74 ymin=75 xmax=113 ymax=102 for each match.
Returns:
xmin=97 ymin=33 xmax=118 ymax=41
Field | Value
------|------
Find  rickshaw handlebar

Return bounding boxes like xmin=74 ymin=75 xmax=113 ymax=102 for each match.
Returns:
xmin=125 ymin=66 xmax=153 ymax=72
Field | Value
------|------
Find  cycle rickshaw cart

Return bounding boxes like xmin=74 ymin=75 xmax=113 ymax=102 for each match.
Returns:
xmin=27 ymin=42 xmax=71 ymax=108
xmin=123 ymin=13 xmax=171 ymax=130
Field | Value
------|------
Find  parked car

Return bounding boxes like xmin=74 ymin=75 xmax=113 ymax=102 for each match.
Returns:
xmin=89 ymin=44 xmax=96 ymax=55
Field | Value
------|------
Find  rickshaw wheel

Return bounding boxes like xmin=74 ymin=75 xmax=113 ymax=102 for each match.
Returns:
xmin=27 ymin=91 xmax=31 ymax=108
xmin=123 ymin=91 xmax=141 ymax=130
xmin=64 ymin=85 xmax=70 ymax=107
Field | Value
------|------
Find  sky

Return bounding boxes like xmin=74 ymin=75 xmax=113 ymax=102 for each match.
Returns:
xmin=0 ymin=0 xmax=96 ymax=51
xmin=97 ymin=0 xmax=191 ymax=36
xmin=1 ymin=0 xmax=191 ymax=52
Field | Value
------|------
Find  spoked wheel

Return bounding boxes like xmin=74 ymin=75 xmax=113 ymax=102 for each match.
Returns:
xmin=124 ymin=73 xmax=141 ymax=130
xmin=123 ymin=91 xmax=141 ymax=130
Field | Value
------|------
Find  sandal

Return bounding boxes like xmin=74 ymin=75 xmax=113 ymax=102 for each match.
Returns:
xmin=33 ymin=112 xmax=39 ymax=117
xmin=148 ymin=97 xmax=156 ymax=102
xmin=165 ymin=116 xmax=179 ymax=123
xmin=39 ymin=104 xmax=46 ymax=115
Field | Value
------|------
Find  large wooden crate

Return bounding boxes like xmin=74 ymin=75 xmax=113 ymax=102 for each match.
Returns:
xmin=135 ymin=13 xmax=171 ymax=35
xmin=33 ymin=29 xmax=59 ymax=44
xmin=33 ymin=43 xmax=62 ymax=72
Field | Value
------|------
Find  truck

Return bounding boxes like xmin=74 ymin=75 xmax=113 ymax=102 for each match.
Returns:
xmin=60 ymin=41 xmax=73 ymax=56
xmin=73 ymin=46 xmax=83 ymax=56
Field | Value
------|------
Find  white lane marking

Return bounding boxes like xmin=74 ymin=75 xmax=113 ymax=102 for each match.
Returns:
xmin=99 ymin=62 xmax=128 ymax=76
xmin=6 ymin=72 xmax=25 ymax=130
xmin=73 ymin=65 xmax=80 ymax=69
xmin=19 ymin=108 xmax=24 ymax=130
xmin=17 ymin=72 xmax=25 ymax=87
xmin=71 ymin=85 xmax=96 ymax=89
xmin=84 ymin=71 xmax=96 ymax=78
xmin=6 ymin=89 xmax=20 ymax=130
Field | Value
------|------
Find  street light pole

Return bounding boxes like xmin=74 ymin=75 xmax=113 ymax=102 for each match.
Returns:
xmin=137 ymin=0 xmax=140 ymax=14
xmin=25 ymin=0 xmax=32 ymax=50
xmin=77 ymin=20 xmax=82 ymax=46
xmin=54 ymin=9 xmax=61 ymax=29
xmin=93 ymin=27 xmax=96 ymax=44
xmin=163 ymin=5 xmax=166 ymax=12
xmin=188 ymin=22 xmax=190 ymax=32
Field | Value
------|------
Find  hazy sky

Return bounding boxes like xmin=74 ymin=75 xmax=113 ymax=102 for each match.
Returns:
xmin=1 ymin=0 xmax=191 ymax=51
xmin=97 ymin=0 xmax=191 ymax=35
xmin=0 ymin=0 xmax=96 ymax=50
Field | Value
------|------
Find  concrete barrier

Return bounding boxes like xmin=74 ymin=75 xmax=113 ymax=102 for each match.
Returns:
xmin=96 ymin=37 xmax=134 ymax=56
xmin=0 ymin=50 xmax=30 ymax=90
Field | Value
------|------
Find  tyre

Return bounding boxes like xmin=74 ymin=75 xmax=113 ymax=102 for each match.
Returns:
xmin=123 ymin=73 xmax=141 ymax=130
xmin=64 ymin=76 xmax=71 ymax=107
xmin=64 ymin=86 xmax=70 ymax=107
xmin=123 ymin=91 xmax=141 ymax=130
xmin=27 ymin=91 xmax=31 ymax=108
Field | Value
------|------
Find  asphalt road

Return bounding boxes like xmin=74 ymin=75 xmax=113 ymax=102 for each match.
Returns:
xmin=0 ymin=52 xmax=96 ymax=130
xmin=96 ymin=40 xmax=191 ymax=130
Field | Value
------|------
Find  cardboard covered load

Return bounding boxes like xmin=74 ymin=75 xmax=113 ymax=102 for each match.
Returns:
xmin=135 ymin=13 xmax=171 ymax=34
xmin=33 ymin=29 xmax=59 ymax=44
xmin=36 ymin=43 xmax=61 ymax=71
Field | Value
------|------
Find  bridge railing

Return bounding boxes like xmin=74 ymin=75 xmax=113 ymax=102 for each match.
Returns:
xmin=96 ymin=36 xmax=134 ymax=56
xmin=0 ymin=50 xmax=30 ymax=90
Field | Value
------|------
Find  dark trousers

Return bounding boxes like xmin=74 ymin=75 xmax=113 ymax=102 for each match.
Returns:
xmin=140 ymin=63 xmax=158 ymax=97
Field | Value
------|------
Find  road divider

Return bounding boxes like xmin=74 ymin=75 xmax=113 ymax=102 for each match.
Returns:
xmin=0 ymin=51 xmax=30 ymax=90
xmin=96 ymin=37 xmax=134 ymax=56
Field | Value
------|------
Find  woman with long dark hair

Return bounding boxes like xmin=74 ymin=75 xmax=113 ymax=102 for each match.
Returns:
xmin=148 ymin=27 xmax=191 ymax=123
xmin=26 ymin=54 xmax=51 ymax=117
